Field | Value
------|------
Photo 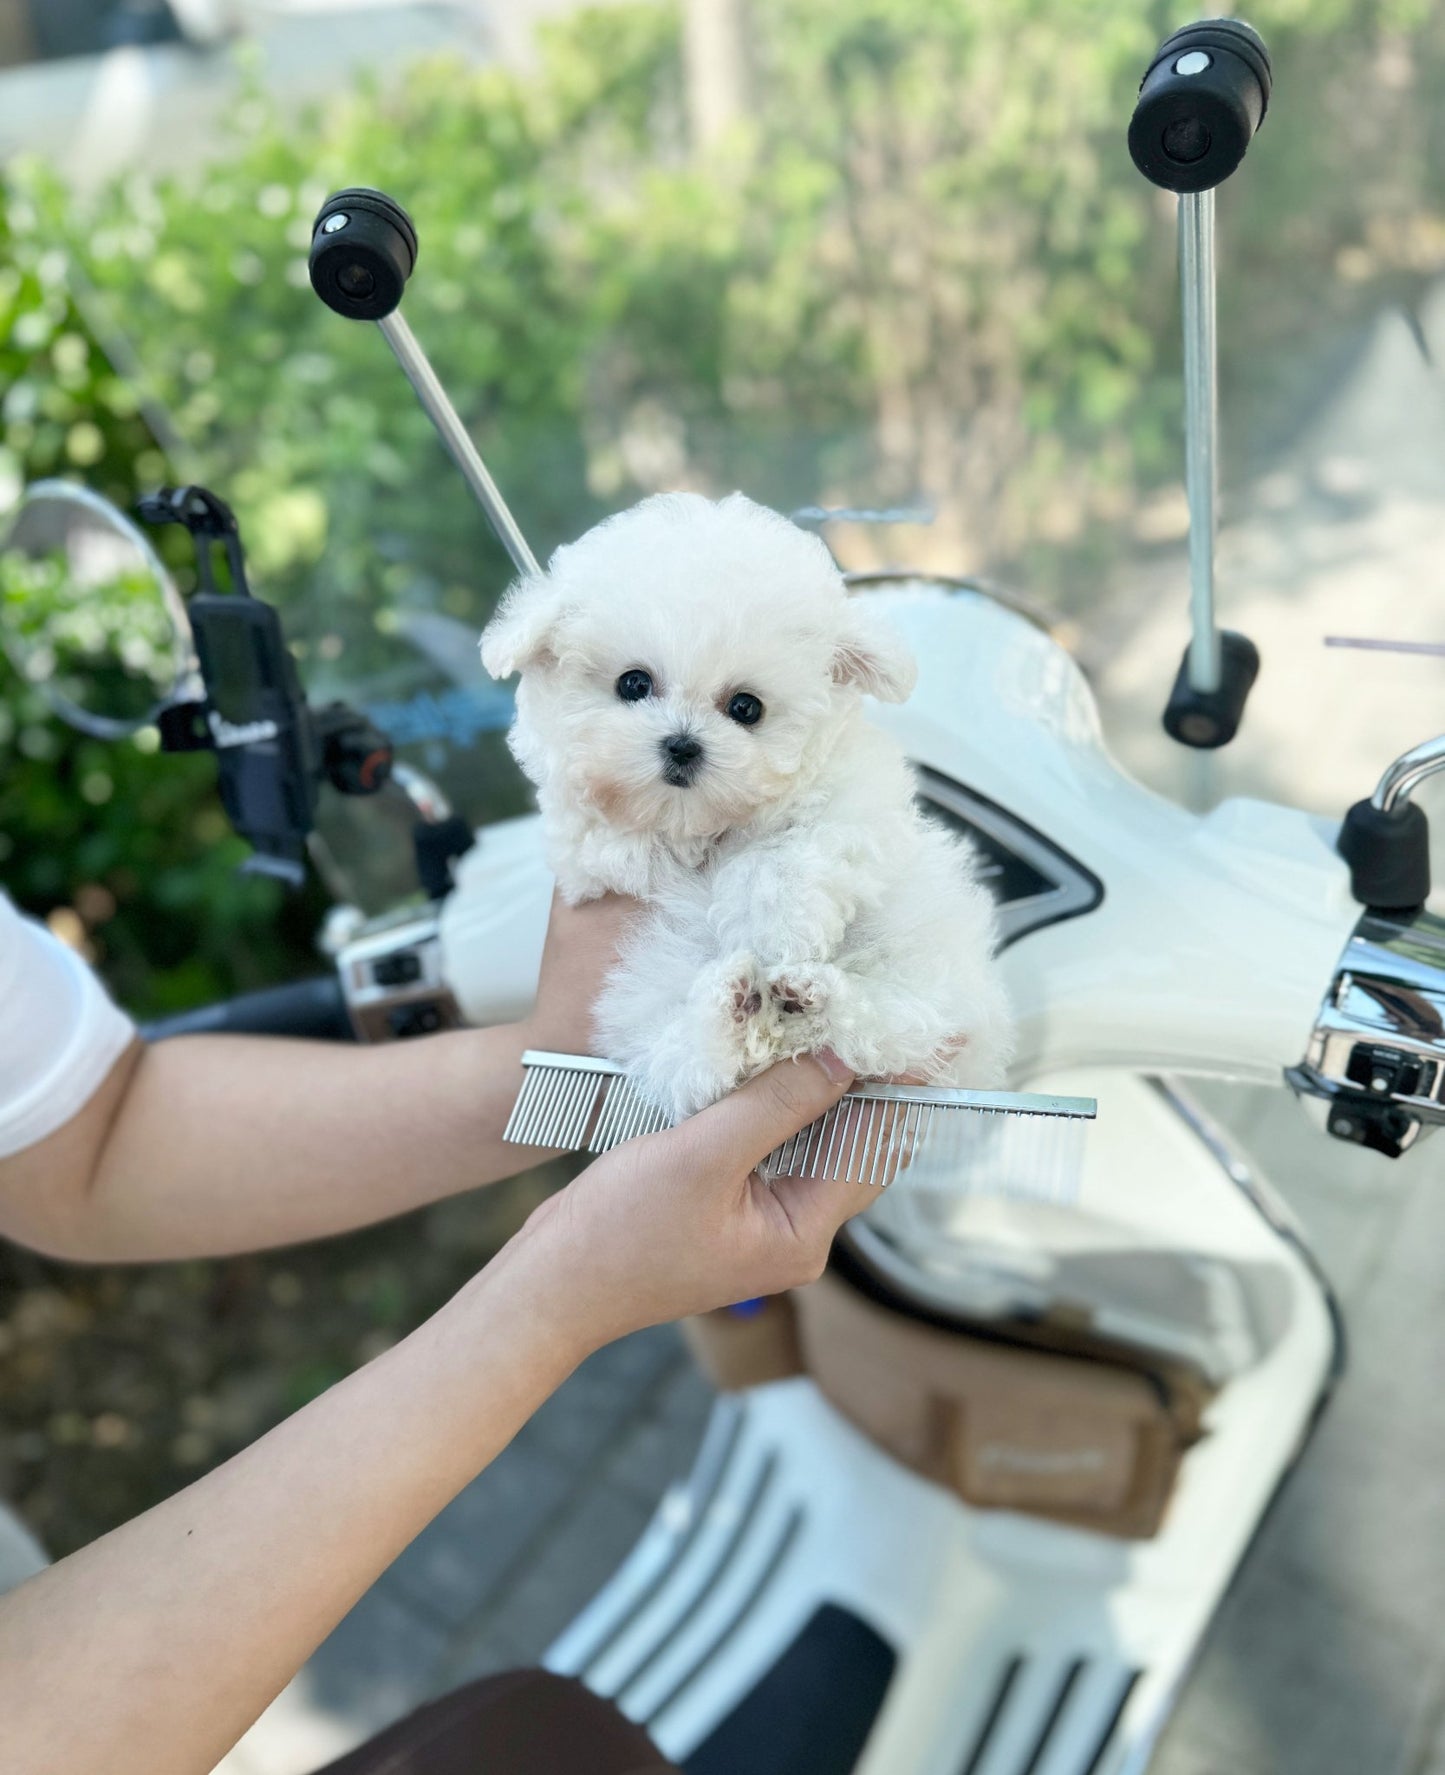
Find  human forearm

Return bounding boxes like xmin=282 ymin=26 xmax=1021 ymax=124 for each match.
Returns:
xmin=89 ymin=1019 xmax=545 ymax=1259
xmin=0 ymin=1234 xmax=582 ymax=1775
xmin=0 ymin=1047 xmax=867 ymax=1775
xmin=0 ymin=892 xmax=632 ymax=1264
xmin=3 ymin=1019 xmax=551 ymax=1262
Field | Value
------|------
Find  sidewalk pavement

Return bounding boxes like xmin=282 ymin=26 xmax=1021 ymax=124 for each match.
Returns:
xmin=213 ymin=1321 xmax=714 ymax=1775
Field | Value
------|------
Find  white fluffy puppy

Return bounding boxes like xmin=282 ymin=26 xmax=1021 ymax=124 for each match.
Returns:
xmin=481 ymin=491 xmax=1013 ymax=1119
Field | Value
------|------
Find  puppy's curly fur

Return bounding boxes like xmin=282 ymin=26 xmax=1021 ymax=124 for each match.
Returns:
xmin=482 ymin=492 xmax=1013 ymax=1119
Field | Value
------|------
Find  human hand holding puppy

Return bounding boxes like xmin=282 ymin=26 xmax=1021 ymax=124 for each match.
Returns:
xmin=499 ymin=1042 xmax=868 ymax=1350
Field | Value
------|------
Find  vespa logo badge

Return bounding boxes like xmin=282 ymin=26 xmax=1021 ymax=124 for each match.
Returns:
xmin=977 ymin=1443 xmax=1107 ymax=1477
xmin=207 ymin=711 xmax=281 ymax=749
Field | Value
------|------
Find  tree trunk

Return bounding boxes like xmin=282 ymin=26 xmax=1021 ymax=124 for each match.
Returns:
xmin=683 ymin=0 xmax=748 ymax=151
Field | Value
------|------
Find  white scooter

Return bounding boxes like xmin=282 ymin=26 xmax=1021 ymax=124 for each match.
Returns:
xmin=6 ymin=18 xmax=1444 ymax=1774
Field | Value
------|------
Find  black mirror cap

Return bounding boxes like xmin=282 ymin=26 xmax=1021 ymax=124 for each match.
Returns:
xmin=1129 ymin=19 xmax=1272 ymax=195
xmin=309 ymin=188 xmax=419 ymax=322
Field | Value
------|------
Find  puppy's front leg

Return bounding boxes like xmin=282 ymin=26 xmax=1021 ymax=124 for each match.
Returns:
xmin=545 ymin=804 xmax=661 ymax=904
xmin=599 ymin=957 xmax=763 ymax=1121
xmin=708 ymin=835 xmax=863 ymax=963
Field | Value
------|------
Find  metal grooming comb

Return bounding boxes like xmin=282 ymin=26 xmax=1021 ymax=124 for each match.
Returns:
xmin=505 ymin=1051 xmax=1096 ymax=1201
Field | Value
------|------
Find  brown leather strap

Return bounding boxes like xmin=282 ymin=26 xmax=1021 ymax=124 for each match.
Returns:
xmin=309 ymin=1669 xmax=679 ymax=1775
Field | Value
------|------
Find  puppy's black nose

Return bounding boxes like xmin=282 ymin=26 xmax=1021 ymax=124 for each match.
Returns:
xmin=660 ymin=732 xmax=704 ymax=784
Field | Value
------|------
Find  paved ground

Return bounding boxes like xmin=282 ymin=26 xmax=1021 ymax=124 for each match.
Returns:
xmin=211 ymin=1322 xmax=714 ymax=1775
xmin=1151 ymin=1084 xmax=1445 ymax=1775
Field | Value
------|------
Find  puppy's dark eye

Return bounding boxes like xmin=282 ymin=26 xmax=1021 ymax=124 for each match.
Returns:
xmin=727 ymin=692 xmax=764 ymax=727
xmin=616 ymin=669 xmax=653 ymax=703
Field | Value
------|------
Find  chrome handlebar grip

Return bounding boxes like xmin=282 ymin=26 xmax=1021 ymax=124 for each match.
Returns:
xmin=1337 ymin=735 xmax=1443 ymax=917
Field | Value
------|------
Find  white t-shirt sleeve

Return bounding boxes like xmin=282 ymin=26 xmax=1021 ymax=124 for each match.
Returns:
xmin=0 ymin=893 xmax=137 ymax=1159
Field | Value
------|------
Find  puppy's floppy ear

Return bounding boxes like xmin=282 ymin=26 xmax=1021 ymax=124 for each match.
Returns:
xmin=480 ymin=574 xmax=567 ymax=679
xmin=831 ymin=602 xmax=918 ymax=703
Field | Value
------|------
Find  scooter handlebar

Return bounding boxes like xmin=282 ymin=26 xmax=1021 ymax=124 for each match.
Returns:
xmin=1128 ymin=18 xmax=1271 ymax=195
xmin=141 ymin=977 xmax=355 ymax=1043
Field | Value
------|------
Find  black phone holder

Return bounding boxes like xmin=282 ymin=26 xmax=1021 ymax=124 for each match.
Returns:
xmin=142 ymin=486 xmax=393 ymax=887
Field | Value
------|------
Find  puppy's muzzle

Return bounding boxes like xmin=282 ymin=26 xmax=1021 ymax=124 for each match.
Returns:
xmin=660 ymin=732 xmax=704 ymax=787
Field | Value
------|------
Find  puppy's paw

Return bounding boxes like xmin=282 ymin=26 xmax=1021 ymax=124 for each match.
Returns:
xmin=763 ymin=961 xmax=841 ymax=1057
xmin=692 ymin=952 xmax=773 ymax=1072
xmin=728 ymin=968 xmax=765 ymax=1027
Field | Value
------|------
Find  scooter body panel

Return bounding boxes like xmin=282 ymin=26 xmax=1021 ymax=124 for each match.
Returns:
xmin=435 ymin=587 xmax=1357 ymax=1090
xmin=870 ymin=585 xmax=1357 ymax=1085
xmin=546 ymin=1068 xmax=1338 ymax=1775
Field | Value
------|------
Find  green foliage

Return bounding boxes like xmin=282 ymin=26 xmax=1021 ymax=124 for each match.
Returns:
xmin=0 ymin=181 xmax=325 ymax=1014
xmin=5 ymin=0 xmax=1445 ymax=1013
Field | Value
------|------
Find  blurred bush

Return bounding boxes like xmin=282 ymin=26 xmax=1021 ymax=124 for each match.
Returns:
xmin=3 ymin=0 xmax=1445 ymax=1014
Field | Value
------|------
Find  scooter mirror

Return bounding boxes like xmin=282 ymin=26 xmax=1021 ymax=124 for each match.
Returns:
xmin=0 ymin=480 xmax=194 ymax=739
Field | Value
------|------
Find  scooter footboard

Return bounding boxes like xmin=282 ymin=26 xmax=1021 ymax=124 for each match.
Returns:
xmin=546 ymin=1073 xmax=1339 ymax=1775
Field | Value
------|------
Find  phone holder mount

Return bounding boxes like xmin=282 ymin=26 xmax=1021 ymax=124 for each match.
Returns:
xmin=1130 ymin=19 xmax=1271 ymax=749
xmin=142 ymin=484 xmax=394 ymax=888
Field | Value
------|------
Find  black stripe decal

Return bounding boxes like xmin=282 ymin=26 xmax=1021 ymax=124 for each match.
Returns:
xmin=643 ymin=1504 xmax=804 ymax=1729
xmin=572 ymin=1401 xmax=745 ymax=1681
xmin=613 ymin=1449 xmax=778 ymax=1708
xmin=1018 ymin=1659 xmax=1086 ymax=1775
xmin=959 ymin=1656 xmax=1024 ymax=1775
xmin=1079 ymin=1669 xmax=1141 ymax=1775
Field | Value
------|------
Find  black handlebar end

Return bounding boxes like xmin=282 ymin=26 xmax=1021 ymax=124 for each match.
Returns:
xmin=1338 ymin=797 xmax=1431 ymax=917
xmin=1129 ymin=18 xmax=1272 ymax=194
xmin=1162 ymin=629 xmax=1260 ymax=749
xmin=308 ymin=188 xmax=418 ymax=322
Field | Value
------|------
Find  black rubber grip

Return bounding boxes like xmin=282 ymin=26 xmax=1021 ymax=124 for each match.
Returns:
xmin=1129 ymin=19 xmax=1272 ymax=194
xmin=142 ymin=977 xmax=356 ymax=1043
xmin=1337 ymin=798 xmax=1432 ymax=915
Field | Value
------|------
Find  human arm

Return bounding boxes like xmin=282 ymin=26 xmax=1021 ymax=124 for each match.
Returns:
xmin=0 ymin=891 xmax=630 ymax=1263
xmin=0 ymin=1049 xmax=861 ymax=1775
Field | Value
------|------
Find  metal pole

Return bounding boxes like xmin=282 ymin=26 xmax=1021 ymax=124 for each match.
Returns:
xmin=377 ymin=311 xmax=540 ymax=579
xmin=1179 ymin=188 xmax=1220 ymax=694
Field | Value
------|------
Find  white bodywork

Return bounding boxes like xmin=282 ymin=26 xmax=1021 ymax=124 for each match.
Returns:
xmin=427 ymin=584 xmax=1346 ymax=1770
xmin=547 ymin=1070 xmax=1337 ymax=1774
xmin=441 ymin=585 xmax=1357 ymax=1088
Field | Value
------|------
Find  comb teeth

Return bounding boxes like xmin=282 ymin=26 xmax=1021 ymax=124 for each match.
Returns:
xmin=757 ymin=1100 xmax=1093 ymax=1206
xmin=588 ymin=1073 xmax=670 ymax=1151
xmin=504 ymin=1052 xmax=1095 ymax=1200
xmin=504 ymin=1052 xmax=618 ymax=1149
